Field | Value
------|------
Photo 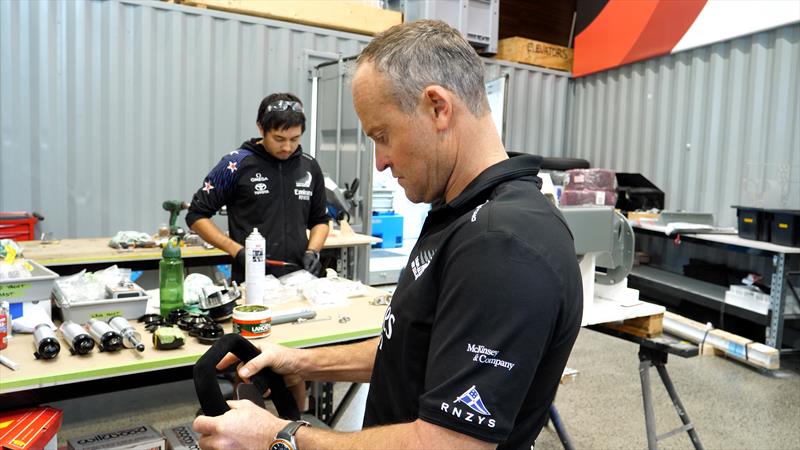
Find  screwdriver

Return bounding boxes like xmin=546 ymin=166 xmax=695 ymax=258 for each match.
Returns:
xmin=266 ymin=259 xmax=298 ymax=267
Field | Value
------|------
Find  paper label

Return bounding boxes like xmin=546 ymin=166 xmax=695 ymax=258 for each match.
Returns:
xmin=90 ymin=310 xmax=123 ymax=320
xmin=0 ymin=283 xmax=31 ymax=300
xmin=595 ymin=191 xmax=606 ymax=205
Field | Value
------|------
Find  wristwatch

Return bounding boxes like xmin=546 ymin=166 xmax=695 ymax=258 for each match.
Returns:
xmin=269 ymin=420 xmax=310 ymax=450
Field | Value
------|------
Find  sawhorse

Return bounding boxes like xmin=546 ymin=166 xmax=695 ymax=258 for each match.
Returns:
xmin=637 ymin=335 xmax=704 ymax=450
xmin=590 ymin=325 xmax=705 ymax=450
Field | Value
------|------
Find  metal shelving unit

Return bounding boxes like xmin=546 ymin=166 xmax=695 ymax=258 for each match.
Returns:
xmin=630 ymin=223 xmax=800 ymax=349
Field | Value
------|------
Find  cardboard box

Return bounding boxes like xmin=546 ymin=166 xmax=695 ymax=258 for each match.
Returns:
xmin=495 ymin=37 xmax=573 ymax=72
xmin=67 ymin=424 xmax=165 ymax=450
xmin=163 ymin=423 xmax=201 ymax=450
xmin=0 ymin=406 xmax=62 ymax=450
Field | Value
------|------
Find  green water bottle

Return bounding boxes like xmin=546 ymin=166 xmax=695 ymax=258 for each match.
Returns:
xmin=159 ymin=237 xmax=184 ymax=317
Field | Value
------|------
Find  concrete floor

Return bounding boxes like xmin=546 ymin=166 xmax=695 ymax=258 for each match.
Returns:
xmin=52 ymin=328 xmax=800 ymax=449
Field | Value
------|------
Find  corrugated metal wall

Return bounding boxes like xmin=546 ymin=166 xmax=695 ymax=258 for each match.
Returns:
xmin=10 ymin=1 xmax=794 ymax=237
xmin=484 ymin=60 xmax=570 ymax=157
xmin=0 ymin=0 xmax=369 ymax=238
xmin=567 ymin=24 xmax=800 ymax=227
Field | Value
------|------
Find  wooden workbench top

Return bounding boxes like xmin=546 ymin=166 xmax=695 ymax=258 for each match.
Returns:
xmin=0 ymin=286 xmax=391 ymax=394
xmin=20 ymin=232 xmax=380 ymax=266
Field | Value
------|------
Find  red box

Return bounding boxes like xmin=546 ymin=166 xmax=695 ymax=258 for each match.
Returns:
xmin=0 ymin=406 xmax=62 ymax=450
xmin=0 ymin=212 xmax=39 ymax=241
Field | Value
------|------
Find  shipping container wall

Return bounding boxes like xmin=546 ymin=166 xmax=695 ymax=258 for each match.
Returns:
xmin=483 ymin=59 xmax=570 ymax=157
xmin=567 ymin=24 xmax=800 ymax=227
xmin=0 ymin=0 xmax=369 ymax=238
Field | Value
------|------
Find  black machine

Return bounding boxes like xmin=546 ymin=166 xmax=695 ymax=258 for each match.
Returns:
xmin=615 ymin=173 xmax=665 ymax=212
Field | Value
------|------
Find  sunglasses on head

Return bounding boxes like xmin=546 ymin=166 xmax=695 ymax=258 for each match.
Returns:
xmin=267 ymin=100 xmax=303 ymax=113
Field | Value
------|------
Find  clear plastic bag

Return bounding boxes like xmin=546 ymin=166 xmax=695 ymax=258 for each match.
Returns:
xmin=278 ymin=270 xmax=317 ymax=287
xmin=301 ymin=278 xmax=350 ymax=308
xmin=0 ymin=261 xmax=32 ymax=280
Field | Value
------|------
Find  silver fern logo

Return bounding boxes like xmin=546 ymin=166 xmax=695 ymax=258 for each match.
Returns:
xmin=411 ymin=249 xmax=436 ymax=280
xmin=295 ymin=171 xmax=312 ymax=188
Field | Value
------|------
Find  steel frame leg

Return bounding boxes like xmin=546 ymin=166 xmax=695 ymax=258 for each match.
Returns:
xmin=549 ymin=404 xmax=576 ymax=450
xmin=639 ymin=359 xmax=658 ymax=450
xmin=639 ymin=347 xmax=704 ymax=450
xmin=655 ymin=365 xmax=703 ymax=449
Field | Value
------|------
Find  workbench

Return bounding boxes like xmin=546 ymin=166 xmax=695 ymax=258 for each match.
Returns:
xmin=1 ymin=284 xmax=669 ymax=436
xmin=20 ymin=232 xmax=380 ymax=280
xmin=0 ymin=287 xmax=390 ymax=409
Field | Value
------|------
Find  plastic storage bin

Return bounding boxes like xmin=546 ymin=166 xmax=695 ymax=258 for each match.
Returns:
xmin=770 ymin=209 xmax=799 ymax=247
xmin=51 ymin=279 xmax=149 ymax=324
xmin=0 ymin=259 xmax=58 ymax=319
xmin=733 ymin=206 xmax=770 ymax=242
xmin=371 ymin=212 xmax=403 ymax=249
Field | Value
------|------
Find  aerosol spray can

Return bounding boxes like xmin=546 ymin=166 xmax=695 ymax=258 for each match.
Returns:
xmin=0 ymin=301 xmax=9 ymax=350
xmin=245 ymin=228 xmax=266 ymax=305
xmin=60 ymin=321 xmax=95 ymax=355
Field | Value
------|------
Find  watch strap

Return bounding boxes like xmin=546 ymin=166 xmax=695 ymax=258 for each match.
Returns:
xmin=277 ymin=420 xmax=310 ymax=440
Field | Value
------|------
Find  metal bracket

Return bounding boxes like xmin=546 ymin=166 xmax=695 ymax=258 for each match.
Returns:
xmin=767 ymin=253 xmax=787 ymax=349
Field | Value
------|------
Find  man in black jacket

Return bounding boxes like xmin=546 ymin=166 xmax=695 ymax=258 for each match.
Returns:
xmin=186 ymin=93 xmax=330 ymax=282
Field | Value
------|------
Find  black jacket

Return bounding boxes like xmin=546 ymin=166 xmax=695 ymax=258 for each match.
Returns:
xmin=186 ymin=138 xmax=330 ymax=281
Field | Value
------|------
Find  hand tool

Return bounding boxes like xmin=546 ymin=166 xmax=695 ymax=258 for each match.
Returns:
xmin=0 ymin=354 xmax=19 ymax=370
xmin=162 ymin=200 xmax=190 ymax=238
xmin=267 ymin=259 xmax=299 ymax=267
xmin=291 ymin=315 xmax=332 ymax=325
xmin=108 ymin=316 xmax=145 ymax=352
xmin=271 ymin=308 xmax=317 ymax=325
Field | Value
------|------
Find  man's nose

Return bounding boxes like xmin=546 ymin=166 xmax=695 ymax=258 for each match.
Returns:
xmin=375 ymin=148 xmax=389 ymax=172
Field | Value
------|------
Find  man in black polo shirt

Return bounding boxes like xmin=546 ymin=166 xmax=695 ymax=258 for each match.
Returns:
xmin=194 ymin=20 xmax=583 ymax=450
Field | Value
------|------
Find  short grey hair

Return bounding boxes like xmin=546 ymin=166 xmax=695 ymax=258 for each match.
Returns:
xmin=357 ymin=20 xmax=488 ymax=117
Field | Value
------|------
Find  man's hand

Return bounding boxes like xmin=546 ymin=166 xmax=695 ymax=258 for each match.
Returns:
xmin=216 ymin=341 xmax=305 ymax=391
xmin=302 ymin=249 xmax=321 ymax=276
xmin=194 ymin=400 xmax=288 ymax=450
xmin=235 ymin=247 xmax=246 ymax=269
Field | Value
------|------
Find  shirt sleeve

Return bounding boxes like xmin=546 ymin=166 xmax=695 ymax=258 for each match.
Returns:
xmin=416 ymin=231 xmax=566 ymax=443
xmin=186 ymin=151 xmax=248 ymax=228
xmin=307 ymin=159 xmax=332 ymax=228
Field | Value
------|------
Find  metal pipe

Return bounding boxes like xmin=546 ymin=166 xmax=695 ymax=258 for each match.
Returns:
xmin=309 ymin=75 xmax=319 ymax=158
xmin=335 ymin=58 xmax=344 ymax=182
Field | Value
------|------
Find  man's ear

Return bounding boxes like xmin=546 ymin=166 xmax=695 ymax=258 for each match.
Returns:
xmin=422 ymin=85 xmax=453 ymax=131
